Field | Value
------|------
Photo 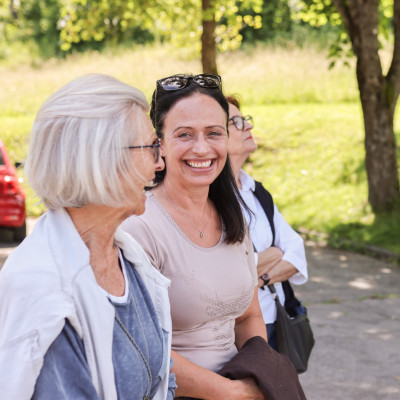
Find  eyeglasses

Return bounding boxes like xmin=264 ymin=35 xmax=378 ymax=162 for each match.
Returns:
xmin=125 ymin=138 xmax=161 ymax=163
xmin=228 ymin=115 xmax=253 ymax=131
xmin=156 ymin=74 xmax=222 ymax=92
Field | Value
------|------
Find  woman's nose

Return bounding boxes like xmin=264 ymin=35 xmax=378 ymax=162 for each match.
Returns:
xmin=192 ymin=135 xmax=210 ymax=154
xmin=245 ymin=120 xmax=253 ymax=130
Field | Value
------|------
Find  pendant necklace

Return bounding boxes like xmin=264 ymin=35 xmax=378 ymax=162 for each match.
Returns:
xmin=162 ymin=184 xmax=211 ymax=239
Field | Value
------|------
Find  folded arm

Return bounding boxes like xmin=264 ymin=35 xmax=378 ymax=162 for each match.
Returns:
xmin=171 ymin=350 xmax=264 ymax=400
xmin=256 ymin=247 xmax=298 ymax=286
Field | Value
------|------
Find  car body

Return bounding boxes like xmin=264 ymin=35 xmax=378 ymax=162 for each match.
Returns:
xmin=0 ymin=139 xmax=26 ymax=241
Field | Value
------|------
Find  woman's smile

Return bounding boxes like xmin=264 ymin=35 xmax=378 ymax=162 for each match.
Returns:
xmin=185 ymin=159 xmax=213 ymax=169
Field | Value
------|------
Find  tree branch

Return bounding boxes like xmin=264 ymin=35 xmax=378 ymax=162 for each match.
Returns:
xmin=332 ymin=0 xmax=359 ymax=54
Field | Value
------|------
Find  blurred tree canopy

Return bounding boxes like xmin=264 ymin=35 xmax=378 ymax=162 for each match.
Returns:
xmin=0 ymin=0 xmax=398 ymax=211
xmin=0 ymin=0 xmax=292 ymax=58
xmin=56 ymin=0 xmax=263 ymax=74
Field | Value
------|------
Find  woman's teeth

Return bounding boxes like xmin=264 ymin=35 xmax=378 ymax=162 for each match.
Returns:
xmin=186 ymin=160 xmax=212 ymax=168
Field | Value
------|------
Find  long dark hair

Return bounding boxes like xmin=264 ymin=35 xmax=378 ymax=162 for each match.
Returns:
xmin=150 ymin=75 xmax=249 ymax=244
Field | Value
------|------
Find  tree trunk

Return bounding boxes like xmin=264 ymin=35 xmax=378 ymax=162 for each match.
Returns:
xmin=333 ymin=0 xmax=400 ymax=211
xmin=359 ymin=74 xmax=399 ymax=211
xmin=201 ymin=0 xmax=218 ymax=75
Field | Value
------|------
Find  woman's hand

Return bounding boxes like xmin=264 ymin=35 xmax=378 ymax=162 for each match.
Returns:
xmin=227 ymin=377 xmax=265 ymax=400
xmin=171 ymin=350 xmax=265 ymax=399
xmin=257 ymin=247 xmax=299 ymax=285
xmin=171 ymin=341 xmax=267 ymax=399
xmin=257 ymin=246 xmax=283 ymax=286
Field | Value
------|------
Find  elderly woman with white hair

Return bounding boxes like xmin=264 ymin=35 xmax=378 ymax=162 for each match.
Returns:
xmin=0 ymin=74 xmax=176 ymax=400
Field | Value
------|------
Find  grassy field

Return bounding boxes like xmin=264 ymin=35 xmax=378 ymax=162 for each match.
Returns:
xmin=0 ymin=44 xmax=399 ymax=255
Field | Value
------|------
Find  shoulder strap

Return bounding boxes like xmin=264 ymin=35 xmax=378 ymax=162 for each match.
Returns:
xmin=253 ymin=181 xmax=301 ymax=314
xmin=253 ymin=181 xmax=275 ymax=246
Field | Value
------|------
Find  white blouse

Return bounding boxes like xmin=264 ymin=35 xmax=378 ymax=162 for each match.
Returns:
xmin=239 ymin=170 xmax=308 ymax=324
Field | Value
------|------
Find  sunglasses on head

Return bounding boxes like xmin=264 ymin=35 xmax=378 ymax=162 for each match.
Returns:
xmin=156 ymin=74 xmax=222 ymax=92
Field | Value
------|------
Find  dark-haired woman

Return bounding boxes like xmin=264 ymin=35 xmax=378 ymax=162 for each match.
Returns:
xmin=122 ymin=74 xmax=267 ymax=399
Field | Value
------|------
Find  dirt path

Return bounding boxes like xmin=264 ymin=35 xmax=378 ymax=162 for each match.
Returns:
xmin=297 ymin=242 xmax=400 ymax=399
xmin=1 ymin=223 xmax=399 ymax=399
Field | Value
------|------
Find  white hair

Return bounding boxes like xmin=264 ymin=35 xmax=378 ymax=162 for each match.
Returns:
xmin=25 ymin=74 xmax=150 ymax=209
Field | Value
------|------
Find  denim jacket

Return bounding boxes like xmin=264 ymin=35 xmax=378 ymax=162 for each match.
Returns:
xmin=0 ymin=208 xmax=172 ymax=400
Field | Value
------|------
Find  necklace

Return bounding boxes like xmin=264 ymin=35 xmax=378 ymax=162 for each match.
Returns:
xmin=162 ymin=184 xmax=211 ymax=238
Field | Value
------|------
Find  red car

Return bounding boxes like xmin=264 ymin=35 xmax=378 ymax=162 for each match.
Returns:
xmin=0 ymin=139 xmax=26 ymax=241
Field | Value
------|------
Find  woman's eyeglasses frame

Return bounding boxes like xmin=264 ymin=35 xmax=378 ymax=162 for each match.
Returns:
xmin=228 ymin=115 xmax=253 ymax=131
xmin=125 ymin=138 xmax=161 ymax=163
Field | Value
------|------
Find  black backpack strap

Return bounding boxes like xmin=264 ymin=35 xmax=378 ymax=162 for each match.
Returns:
xmin=253 ymin=181 xmax=275 ymax=246
xmin=253 ymin=180 xmax=301 ymax=315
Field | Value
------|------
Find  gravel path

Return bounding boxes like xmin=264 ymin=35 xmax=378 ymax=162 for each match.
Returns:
xmin=1 ymin=221 xmax=399 ymax=399
xmin=297 ymin=242 xmax=400 ymax=399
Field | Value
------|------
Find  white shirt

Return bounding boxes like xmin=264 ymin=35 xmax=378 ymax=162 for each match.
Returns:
xmin=239 ymin=170 xmax=308 ymax=324
xmin=0 ymin=208 xmax=172 ymax=400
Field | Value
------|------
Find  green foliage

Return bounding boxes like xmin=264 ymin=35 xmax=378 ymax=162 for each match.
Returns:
xmin=0 ymin=0 xmax=64 ymax=58
xmin=296 ymin=0 xmax=342 ymax=27
xmin=0 ymin=44 xmax=398 ymax=252
xmin=295 ymin=0 xmax=351 ymax=68
xmin=59 ymin=0 xmax=153 ymax=52
xmin=240 ymin=0 xmax=292 ymax=43
xmin=296 ymin=0 xmax=396 ymax=68
xmin=0 ymin=0 xmax=15 ymax=39
xmin=20 ymin=0 xmax=63 ymax=57
xmin=58 ymin=0 xmax=263 ymax=56
xmin=379 ymin=0 xmax=395 ymax=40
xmin=0 ymin=0 xmax=351 ymax=62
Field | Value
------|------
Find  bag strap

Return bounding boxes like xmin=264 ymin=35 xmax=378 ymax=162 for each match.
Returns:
xmin=267 ymin=284 xmax=276 ymax=294
xmin=267 ymin=284 xmax=281 ymax=302
xmin=253 ymin=181 xmax=276 ymax=246
xmin=253 ymin=181 xmax=301 ymax=315
xmin=253 ymin=181 xmax=276 ymax=293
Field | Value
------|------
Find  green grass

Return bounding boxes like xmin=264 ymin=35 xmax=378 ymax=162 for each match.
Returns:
xmin=243 ymin=102 xmax=400 ymax=254
xmin=0 ymin=43 xmax=399 ymax=254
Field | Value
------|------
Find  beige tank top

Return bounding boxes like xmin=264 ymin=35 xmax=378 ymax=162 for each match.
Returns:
xmin=121 ymin=192 xmax=257 ymax=372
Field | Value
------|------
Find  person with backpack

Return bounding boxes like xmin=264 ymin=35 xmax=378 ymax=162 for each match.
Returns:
xmin=226 ymin=94 xmax=308 ymax=351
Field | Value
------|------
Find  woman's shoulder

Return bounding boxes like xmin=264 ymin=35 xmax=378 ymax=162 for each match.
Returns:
xmin=1 ymin=214 xmax=62 ymax=280
xmin=123 ymin=191 xmax=170 ymax=231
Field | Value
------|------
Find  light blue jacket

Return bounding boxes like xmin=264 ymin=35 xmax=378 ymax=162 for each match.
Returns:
xmin=0 ymin=208 xmax=172 ymax=400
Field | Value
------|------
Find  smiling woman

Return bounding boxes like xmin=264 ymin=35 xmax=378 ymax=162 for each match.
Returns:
xmin=121 ymin=74 xmax=269 ymax=400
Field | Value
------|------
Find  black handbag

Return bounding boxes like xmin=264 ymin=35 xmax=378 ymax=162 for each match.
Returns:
xmin=268 ymin=284 xmax=314 ymax=374
xmin=253 ymin=180 xmax=315 ymax=372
